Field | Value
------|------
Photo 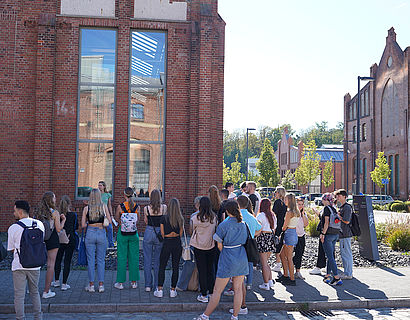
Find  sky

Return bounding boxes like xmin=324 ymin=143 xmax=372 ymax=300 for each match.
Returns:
xmin=218 ymin=0 xmax=410 ymax=134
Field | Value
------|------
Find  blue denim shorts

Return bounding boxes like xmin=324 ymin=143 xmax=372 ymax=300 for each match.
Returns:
xmin=283 ymin=228 xmax=298 ymax=246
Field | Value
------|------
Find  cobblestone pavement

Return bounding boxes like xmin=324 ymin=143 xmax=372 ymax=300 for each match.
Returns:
xmin=0 ymin=308 xmax=409 ymax=319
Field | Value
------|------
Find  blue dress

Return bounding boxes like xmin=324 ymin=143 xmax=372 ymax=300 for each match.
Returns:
xmin=213 ymin=217 xmax=249 ymax=278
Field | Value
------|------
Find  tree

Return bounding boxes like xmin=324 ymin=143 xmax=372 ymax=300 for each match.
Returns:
xmin=223 ymin=160 xmax=231 ymax=187
xmin=230 ymin=154 xmax=244 ymax=188
xmin=322 ymin=160 xmax=334 ymax=188
xmin=370 ymin=152 xmax=391 ymax=194
xmin=294 ymin=140 xmax=321 ymax=193
xmin=281 ymin=170 xmax=296 ymax=190
xmin=256 ymin=138 xmax=280 ymax=187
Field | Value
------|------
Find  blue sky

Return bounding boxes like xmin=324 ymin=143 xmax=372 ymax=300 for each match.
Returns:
xmin=218 ymin=0 xmax=410 ymax=133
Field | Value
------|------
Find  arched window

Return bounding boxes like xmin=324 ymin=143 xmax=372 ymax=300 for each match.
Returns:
xmin=382 ymin=79 xmax=400 ymax=137
xmin=353 ymin=126 xmax=356 ymax=142
xmin=362 ymin=123 xmax=367 ymax=141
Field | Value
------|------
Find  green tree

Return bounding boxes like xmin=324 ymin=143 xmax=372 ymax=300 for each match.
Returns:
xmin=294 ymin=140 xmax=321 ymax=193
xmin=230 ymin=154 xmax=244 ymax=188
xmin=281 ymin=170 xmax=296 ymax=190
xmin=322 ymin=160 xmax=334 ymax=188
xmin=295 ymin=121 xmax=344 ymax=147
xmin=223 ymin=160 xmax=231 ymax=187
xmin=370 ymin=152 xmax=391 ymax=194
xmin=256 ymin=138 xmax=280 ymax=187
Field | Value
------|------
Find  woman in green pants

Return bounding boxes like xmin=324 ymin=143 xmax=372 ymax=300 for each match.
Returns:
xmin=114 ymin=187 xmax=140 ymax=289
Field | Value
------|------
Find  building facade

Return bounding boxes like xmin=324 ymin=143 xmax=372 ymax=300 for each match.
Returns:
xmin=344 ymin=28 xmax=408 ymax=199
xmin=0 ymin=0 xmax=225 ymax=231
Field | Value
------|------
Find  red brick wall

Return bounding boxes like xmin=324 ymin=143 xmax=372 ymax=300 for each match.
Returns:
xmin=0 ymin=0 xmax=225 ymax=231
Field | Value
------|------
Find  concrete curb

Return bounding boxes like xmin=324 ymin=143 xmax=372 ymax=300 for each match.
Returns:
xmin=1 ymin=298 xmax=410 ymax=314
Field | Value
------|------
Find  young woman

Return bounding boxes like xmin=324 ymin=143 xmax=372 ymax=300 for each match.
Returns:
xmin=143 ymin=189 xmax=167 ymax=292
xmin=320 ymin=193 xmax=342 ymax=286
xmin=98 ymin=181 xmax=114 ymax=248
xmin=194 ymin=201 xmax=248 ymax=320
xmin=190 ymin=196 xmax=217 ymax=303
xmin=293 ymin=197 xmax=309 ymax=280
xmin=114 ymin=187 xmax=140 ymax=290
xmin=81 ymin=188 xmax=112 ymax=293
xmin=256 ymin=198 xmax=277 ymax=290
xmin=53 ymin=195 xmax=78 ymax=291
xmin=208 ymin=185 xmax=224 ymax=223
xmin=277 ymin=193 xmax=300 ymax=286
xmin=154 ymin=198 xmax=184 ymax=298
xmin=272 ymin=186 xmax=287 ymax=272
xmin=37 ymin=192 xmax=66 ymax=298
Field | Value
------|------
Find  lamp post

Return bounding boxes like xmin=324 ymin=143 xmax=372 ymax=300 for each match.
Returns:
xmin=246 ymin=128 xmax=256 ymax=181
xmin=332 ymin=156 xmax=336 ymax=190
xmin=356 ymin=76 xmax=375 ymax=195
xmin=342 ymin=140 xmax=353 ymax=193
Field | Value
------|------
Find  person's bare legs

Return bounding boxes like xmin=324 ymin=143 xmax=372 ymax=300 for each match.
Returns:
xmin=280 ymin=247 xmax=289 ymax=277
xmin=284 ymin=245 xmax=295 ymax=281
xmin=203 ymin=277 xmax=230 ymax=317
xmin=44 ymin=248 xmax=58 ymax=293
xmin=259 ymin=252 xmax=272 ymax=283
xmin=232 ymin=275 xmax=245 ymax=317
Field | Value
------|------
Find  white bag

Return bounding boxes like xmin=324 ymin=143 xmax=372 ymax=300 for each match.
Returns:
xmin=182 ymin=226 xmax=191 ymax=261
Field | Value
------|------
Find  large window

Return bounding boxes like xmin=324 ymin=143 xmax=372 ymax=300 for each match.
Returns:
xmin=363 ymin=158 xmax=367 ymax=194
xmin=362 ymin=123 xmax=367 ymax=141
xmin=389 ymin=155 xmax=394 ymax=195
xmin=395 ymin=155 xmax=400 ymax=195
xmin=76 ymin=29 xmax=116 ymax=198
xmin=128 ymin=31 xmax=166 ymax=197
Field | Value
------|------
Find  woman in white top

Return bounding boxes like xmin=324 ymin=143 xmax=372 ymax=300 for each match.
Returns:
xmin=277 ymin=193 xmax=300 ymax=286
xmin=293 ymin=197 xmax=309 ymax=279
xmin=255 ymin=198 xmax=277 ymax=290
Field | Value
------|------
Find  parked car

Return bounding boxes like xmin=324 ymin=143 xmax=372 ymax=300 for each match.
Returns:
xmin=305 ymin=193 xmax=322 ymax=201
xmin=347 ymin=195 xmax=353 ymax=205
xmin=314 ymin=197 xmax=323 ymax=206
xmin=369 ymin=195 xmax=394 ymax=205
xmin=256 ymin=187 xmax=276 ymax=200
xmin=287 ymin=189 xmax=302 ymax=197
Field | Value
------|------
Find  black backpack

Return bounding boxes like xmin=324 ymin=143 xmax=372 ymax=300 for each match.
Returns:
xmin=15 ymin=221 xmax=47 ymax=268
xmin=346 ymin=204 xmax=361 ymax=237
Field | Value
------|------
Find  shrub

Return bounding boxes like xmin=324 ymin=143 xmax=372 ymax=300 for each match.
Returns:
xmin=376 ymin=223 xmax=387 ymax=242
xmin=307 ymin=218 xmax=320 ymax=237
xmin=388 ymin=200 xmax=403 ymax=211
xmin=390 ymin=202 xmax=407 ymax=212
xmin=387 ymin=229 xmax=410 ymax=251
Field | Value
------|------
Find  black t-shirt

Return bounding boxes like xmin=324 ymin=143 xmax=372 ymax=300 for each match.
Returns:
xmin=160 ymin=215 xmax=181 ymax=236
xmin=320 ymin=206 xmax=340 ymax=235
xmin=63 ymin=212 xmax=78 ymax=237
xmin=273 ymin=199 xmax=287 ymax=236
xmin=249 ymin=194 xmax=258 ymax=212
xmin=218 ymin=200 xmax=228 ymax=224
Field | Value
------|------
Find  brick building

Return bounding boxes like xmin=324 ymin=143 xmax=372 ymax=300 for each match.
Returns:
xmin=275 ymin=128 xmax=344 ymax=194
xmin=0 ymin=0 xmax=225 ymax=231
xmin=343 ymin=28 xmax=408 ymax=199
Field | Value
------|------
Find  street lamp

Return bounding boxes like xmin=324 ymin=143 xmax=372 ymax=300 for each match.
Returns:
xmin=246 ymin=128 xmax=256 ymax=181
xmin=341 ymin=140 xmax=353 ymax=193
xmin=356 ymin=76 xmax=375 ymax=195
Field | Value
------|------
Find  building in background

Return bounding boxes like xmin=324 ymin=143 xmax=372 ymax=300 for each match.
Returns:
xmin=0 ymin=0 xmax=225 ymax=230
xmin=344 ymin=28 xmax=408 ymax=199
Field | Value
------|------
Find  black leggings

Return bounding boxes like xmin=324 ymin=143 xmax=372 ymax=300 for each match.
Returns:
xmin=194 ymin=247 xmax=217 ymax=296
xmin=158 ymin=238 xmax=182 ymax=288
xmin=55 ymin=242 xmax=75 ymax=284
xmin=293 ymin=235 xmax=305 ymax=270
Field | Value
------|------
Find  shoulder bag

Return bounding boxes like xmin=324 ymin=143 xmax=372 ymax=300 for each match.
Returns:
xmin=244 ymin=222 xmax=260 ymax=264
xmin=182 ymin=224 xmax=191 ymax=261
xmin=77 ymin=228 xmax=87 ymax=266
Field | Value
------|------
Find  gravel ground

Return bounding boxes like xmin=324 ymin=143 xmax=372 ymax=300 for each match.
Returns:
xmin=1 ymin=235 xmax=409 ymax=271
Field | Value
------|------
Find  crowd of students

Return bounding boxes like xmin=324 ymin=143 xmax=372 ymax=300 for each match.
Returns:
xmin=7 ymin=181 xmax=355 ymax=320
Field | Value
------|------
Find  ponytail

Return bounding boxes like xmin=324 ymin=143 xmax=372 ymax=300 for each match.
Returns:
xmin=224 ymin=201 xmax=242 ymax=223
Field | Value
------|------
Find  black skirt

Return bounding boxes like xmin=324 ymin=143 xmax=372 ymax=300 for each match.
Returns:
xmin=45 ymin=229 xmax=60 ymax=251
xmin=256 ymin=232 xmax=276 ymax=253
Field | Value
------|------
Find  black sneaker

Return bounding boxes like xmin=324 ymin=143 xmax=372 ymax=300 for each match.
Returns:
xmin=276 ymin=275 xmax=289 ymax=283
xmin=283 ymin=278 xmax=296 ymax=286
xmin=330 ymin=277 xmax=343 ymax=286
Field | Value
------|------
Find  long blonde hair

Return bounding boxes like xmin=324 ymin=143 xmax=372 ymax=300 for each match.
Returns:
xmin=285 ymin=193 xmax=300 ymax=218
xmin=37 ymin=191 xmax=56 ymax=221
xmin=275 ymin=186 xmax=286 ymax=201
xmin=168 ymin=198 xmax=184 ymax=230
xmin=88 ymin=189 xmax=104 ymax=221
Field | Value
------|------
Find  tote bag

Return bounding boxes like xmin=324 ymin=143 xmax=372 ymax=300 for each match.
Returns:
xmin=244 ymin=223 xmax=260 ymax=264
xmin=77 ymin=229 xmax=87 ymax=266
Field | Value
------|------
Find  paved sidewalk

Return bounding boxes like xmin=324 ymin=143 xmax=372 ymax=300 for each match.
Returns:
xmin=0 ymin=267 xmax=409 ymax=314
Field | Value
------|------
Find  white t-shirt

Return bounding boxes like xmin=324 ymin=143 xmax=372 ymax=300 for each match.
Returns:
xmin=296 ymin=212 xmax=307 ymax=237
xmin=256 ymin=212 xmax=277 ymax=232
xmin=228 ymin=192 xmax=236 ymax=200
xmin=7 ymin=218 xmax=45 ymax=271
xmin=254 ymin=191 xmax=262 ymax=213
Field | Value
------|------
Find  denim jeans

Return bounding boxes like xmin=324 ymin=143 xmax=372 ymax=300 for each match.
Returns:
xmin=339 ymin=237 xmax=353 ymax=277
xmin=323 ymin=233 xmax=339 ymax=276
xmin=106 ymin=223 xmax=115 ymax=247
xmin=176 ymin=246 xmax=196 ymax=290
xmin=246 ymin=262 xmax=253 ymax=285
xmin=143 ymin=226 xmax=163 ymax=288
xmin=85 ymin=226 xmax=107 ymax=283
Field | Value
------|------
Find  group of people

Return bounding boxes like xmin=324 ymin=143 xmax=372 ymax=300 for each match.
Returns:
xmin=7 ymin=180 xmax=355 ymax=320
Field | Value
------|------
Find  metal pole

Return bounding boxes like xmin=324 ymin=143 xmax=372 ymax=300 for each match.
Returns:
xmin=356 ymin=76 xmax=361 ymax=195
xmin=246 ymin=128 xmax=249 ymax=181
xmin=346 ymin=143 xmax=349 ymax=193
xmin=333 ymin=157 xmax=336 ymax=190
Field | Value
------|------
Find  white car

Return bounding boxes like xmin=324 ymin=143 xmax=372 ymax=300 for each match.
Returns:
xmin=370 ymin=195 xmax=394 ymax=205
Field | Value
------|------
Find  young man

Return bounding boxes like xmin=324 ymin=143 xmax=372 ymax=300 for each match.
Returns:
xmin=246 ymin=181 xmax=260 ymax=214
xmin=228 ymin=195 xmax=262 ymax=315
xmin=8 ymin=201 xmax=44 ymax=320
xmin=239 ymin=181 xmax=248 ymax=197
xmin=225 ymin=182 xmax=236 ymax=200
xmin=335 ymin=189 xmax=354 ymax=280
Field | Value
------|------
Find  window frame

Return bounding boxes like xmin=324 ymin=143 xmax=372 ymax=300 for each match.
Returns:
xmin=127 ymin=29 xmax=167 ymax=200
xmin=75 ymin=27 xmax=118 ymax=200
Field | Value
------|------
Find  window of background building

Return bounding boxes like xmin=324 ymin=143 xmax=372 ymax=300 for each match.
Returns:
xmin=128 ymin=31 xmax=166 ymax=198
xmin=352 ymin=102 xmax=356 ymax=120
xmin=281 ymin=153 xmax=287 ymax=165
xmin=363 ymin=158 xmax=367 ymax=194
xmin=353 ymin=126 xmax=356 ymax=142
xmin=365 ymin=89 xmax=369 ymax=116
xmin=362 ymin=123 xmax=367 ymax=141
xmin=76 ymin=29 xmax=117 ymax=198
xmin=360 ymin=92 xmax=364 ymax=117
xmin=382 ymin=79 xmax=400 ymax=138
xmin=395 ymin=154 xmax=399 ymax=195
xmin=389 ymin=155 xmax=394 ymax=195
xmin=349 ymin=104 xmax=352 ymax=120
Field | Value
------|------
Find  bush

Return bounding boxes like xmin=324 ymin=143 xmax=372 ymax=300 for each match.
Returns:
xmin=387 ymin=229 xmax=410 ymax=251
xmin=390 ymin=202 xmax=407 ymax=212
xmin=376 ymin=223 xmax=387 ymax=242
xmin=307 ymin=218 xmax=320 ymax=237
xmin=388 ymin=200 xmax=403 ymax=211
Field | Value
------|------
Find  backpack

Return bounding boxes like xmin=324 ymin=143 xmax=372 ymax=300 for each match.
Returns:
xmin=42 ymin=219 xmax=53 ymax=241
xmin=346 ymin=203 xmax=361 ymax=236
xmin=120 ymin=203 xmax=138 ymax=235
xmin=327 ymin=206 xmax=341 ymax=231
xmin=15 ymin=221 xmax=47 ymax=268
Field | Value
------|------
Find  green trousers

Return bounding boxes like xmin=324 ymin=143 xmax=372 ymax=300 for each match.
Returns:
xmin=116 ymin=230 xmax=140 ymax=282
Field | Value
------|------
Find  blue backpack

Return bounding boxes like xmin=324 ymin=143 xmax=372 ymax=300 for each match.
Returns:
xmin=15 ymin=221 xmax=47 ymax=268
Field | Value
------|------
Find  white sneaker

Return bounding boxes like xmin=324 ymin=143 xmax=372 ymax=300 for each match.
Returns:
xmin=246 ymin=284 xmax=252 ymax=290
xmin=229 ymin=307 xmax=248 ymax=315
xmin=258 ymin=283 xmax=270 ymax=291
xmin=223 ymin=288 xmax=234 ymax=296
xmin=309 ymin=267 xmax=322 ymax=275
xmin=61 ymin=283 xmax=70 ymax=291
xmin=294 ymin=271 xmax=305 ymax=280
xmin=114 ymin=282 xmax=124 ymax=290
xmin=197 ymin=294 xmax=209 ymax=303
xmin=98 ymin=285 xmax=105 ymax=293
xmin=170 ymin=289 xmax=177 ymax=298
xmin=145 ymin=287 xmax=151 ymax=292
xmin=51 ymin=280 xmax=60 ymax=288
xmin=42 ymin=290 xmax=56 ymax=299
xmin=272 ymin=262 xmax=282 ymax=272
xmin=340 ymin=274 xmax=353 ymax=280
xmin=131 ymin=282 xmax=138 ymax=289
xmin=268 ymin=279 xmax=275 ymax=288
xmin=153 ymin=289 xmax=163 ymax=298
xmin=85 ymin=285 xmax=95 ymax=293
